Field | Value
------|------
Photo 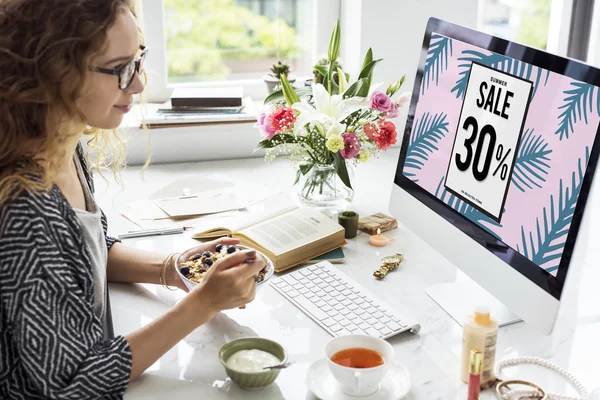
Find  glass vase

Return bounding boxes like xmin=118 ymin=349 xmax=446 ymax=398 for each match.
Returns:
xmin=297 ymin=163 xmax=354 ymax=214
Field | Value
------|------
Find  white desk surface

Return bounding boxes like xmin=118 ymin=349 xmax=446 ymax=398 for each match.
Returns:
xmin=94 ymin=149 xmax=600 ymax=400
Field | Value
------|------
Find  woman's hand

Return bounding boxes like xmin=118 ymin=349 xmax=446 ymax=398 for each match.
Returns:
xmin=166 ymin=237 xmax=241 ymax=292
xmin=183 ymin=247 xmax=266 ymax=325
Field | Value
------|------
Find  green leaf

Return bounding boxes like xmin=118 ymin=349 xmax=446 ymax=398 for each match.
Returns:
xmin=294 ymin=162 xmax=314 ymax=185
xmin=328 ymin=20 xmax=341 ymax=62
xmin=343 ymin=77 xmax=369 ymax=98
xmin=264 ymin=86 xmax=312 ymax=105
xmin=313 ymin=65 xmax=328 ymax=77
xmin=361 ymin=48 xmax=373 ymax=72
xmin=333 ymin=152 xmax=352 ymax=189
xmin=358 ymin=58 xmax=382 ymax=89
xmin=256 ymin=140 xmax=277 ymax=149
xmin=280 ymin=74 xmax=300 ymax=106
xmin=337 ymin=67 xmax=347 ymax=93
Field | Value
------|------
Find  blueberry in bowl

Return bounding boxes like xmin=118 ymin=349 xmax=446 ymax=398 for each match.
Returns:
xmin=175 ymin=244 xmax=274 ymax=292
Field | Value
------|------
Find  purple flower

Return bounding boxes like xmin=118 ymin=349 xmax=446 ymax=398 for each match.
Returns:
xmin=255 ymin=112 xmax=277 ymax=139
xmin=340 ymin=132 xmax=361 ymax=159
xmin=385 ymin=103 xmax=399 ymax=118
xmin=370 ymin=91 xmax=392 ymax=113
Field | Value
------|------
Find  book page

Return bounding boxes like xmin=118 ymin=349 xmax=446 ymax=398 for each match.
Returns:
xmin=192 ymin=192 xmax=297 ymax=238
xmin=238 ymin=207 xmax=343 ymax=255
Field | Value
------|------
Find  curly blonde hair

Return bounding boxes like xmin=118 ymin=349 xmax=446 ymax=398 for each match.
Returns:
xmin=0 ymin=0 xmax=138 ymax=203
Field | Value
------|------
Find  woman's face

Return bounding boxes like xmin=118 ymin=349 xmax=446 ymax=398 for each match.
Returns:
xmin=78 ymin=9 xmax=144 ymax=130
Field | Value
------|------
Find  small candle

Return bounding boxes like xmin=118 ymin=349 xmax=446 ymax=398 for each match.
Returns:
xmin=369 ymin=228 xmax=390 ymax=247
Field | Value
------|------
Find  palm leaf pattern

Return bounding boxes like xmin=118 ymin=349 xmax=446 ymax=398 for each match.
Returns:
xmin=435 ymin=176 xmax=503 ymax=240
xmin=421 ymin=34 xmax=453 ymax=94
xmin=511 ymin=129 xmax=552 ymax=192
xmin=517 ymin=147 xmax=589 ymax=272
xmin=451 ymin=50 xmax=548 ymax=100
xmin=555 ymin=82 xmax=597 ymax=140
xmin=404 ymin=113 xmax=449 ymax=182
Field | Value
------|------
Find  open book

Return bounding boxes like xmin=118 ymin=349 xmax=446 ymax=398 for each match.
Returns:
xmin=191 ymin=197 xmax=346 ymax=272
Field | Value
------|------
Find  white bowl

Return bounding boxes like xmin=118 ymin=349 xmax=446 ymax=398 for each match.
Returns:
xmin=175 ymin=244 xmax=274 ymax=292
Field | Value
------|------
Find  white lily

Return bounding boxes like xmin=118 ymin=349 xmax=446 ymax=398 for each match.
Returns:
xmin=292 ymin=83 xmax=367 ymax=138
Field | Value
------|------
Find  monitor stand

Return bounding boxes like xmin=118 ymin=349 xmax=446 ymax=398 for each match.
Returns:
xmin=426 ymin=274 xmax=522 ymax=327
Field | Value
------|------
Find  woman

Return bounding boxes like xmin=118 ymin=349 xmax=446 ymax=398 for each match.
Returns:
xmin=0 ymin=1 xmax=264 ymax=398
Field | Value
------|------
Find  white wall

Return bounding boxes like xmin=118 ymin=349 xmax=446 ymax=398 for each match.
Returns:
xmin=340 ymin=0 xmax=479 ymax=130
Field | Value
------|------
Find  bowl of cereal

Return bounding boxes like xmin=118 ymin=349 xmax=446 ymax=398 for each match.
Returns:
xmin=175 ymin=244 xmax=274 ymax=292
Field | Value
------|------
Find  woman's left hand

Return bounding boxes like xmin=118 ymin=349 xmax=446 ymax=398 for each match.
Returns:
xmin=165 ymin=237 xmax=241 ymax=292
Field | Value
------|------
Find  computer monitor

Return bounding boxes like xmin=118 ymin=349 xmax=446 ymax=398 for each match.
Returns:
xmin=390 ymin=17 xmax=600 ymax=334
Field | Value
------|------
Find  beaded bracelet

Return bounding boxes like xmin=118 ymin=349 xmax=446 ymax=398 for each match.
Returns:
xmin=494 ymin=357 xmax=588 ymax=400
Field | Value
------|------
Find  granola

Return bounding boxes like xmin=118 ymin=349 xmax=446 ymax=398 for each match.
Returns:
xmin=179 ymin=245 xmax=268 ymax=284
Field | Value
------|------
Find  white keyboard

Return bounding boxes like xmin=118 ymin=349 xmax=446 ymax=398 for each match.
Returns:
xmin=270 ymin=261 xmax=421 ymax=339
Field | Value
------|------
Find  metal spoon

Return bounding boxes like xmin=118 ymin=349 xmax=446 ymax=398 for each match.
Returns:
xmin=263 ymin=361 xmax=293 ymax=370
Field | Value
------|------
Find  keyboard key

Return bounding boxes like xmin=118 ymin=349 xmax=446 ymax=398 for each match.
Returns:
xmin=327 ymin=298 xmax=337 ymax=306
xmin=365 ymin=328 xmax=381 ymax=338
xmin=350 ymin=316 xmax=363 ymax=324
xmin=292 ymin=296 xmax=328 ymax=321
xmin=330 ymin=324 xmax=343 ymax=332
xmin=341 ymin=289 xmax=352 ymax=296
xmin=380 ymin=327 xmax=393 ymax=336
xmin=322 ymin=318 xmax=337 ymax=327
xmin=340 ymin=319 xmax=351 ymax=327
xmin=305 ymin=282 xmax=316 ymax=289
xmin=379 ymin=316 xmax=391 ymax=324
xmin=314 ymin=300 xmax=326 ymax=308
xmin=321 ymin=304 xmax=332 ymax=312
xmin=360 ymin=303 xmax=371 ymax=310
xmin=281 ymin=275 xmax=298 ymax=285
xmin=373 ymin=311 xmax=384 ymax=319
xmin=293 ymin=283 xmax=304 ymax=290
xmin=366 ymin=307 xmax=378 ymax=314
xmin=341 ymin=299 xmax=352 ymax=306
xmin=366 ymin=317 xmax=378 ymax=325
xmin=338 ymin=329 xmax=352 ymax=336
xmin=340 ymin=308 xmax=351 ymax=316
xmin=286 ymin=289 xmax=300 ymax=298
xmin=388 ymin=322 xmax=401 ymax=331
xmin=374 ymin=322 xmax=385 ymax=331
xmin=347 ymin=293 xmax=358 ymax=301
xmin=358 ymin=322 xmax=370 ymax=330
xmin=298 ymin=287 xmax=309 ymax=295
xmin=307 ymin=265 xmax=320 ymax=272
xmin=347 ymin=325 xmax=360 ymax=332
xmin=333 ymin=304 xmax=345 ymax=311
xmin=299 ymin=269 xmax=312 ymax=276
xmin=355 ymin=309 xmax=367 ymax=317
xmin=333 ymin=314 xmax=344 ymax=322
xmin=347 ymin=304 xmax=359 ymax=311
xmin=326 ymin=309 xmax=338 ymax=317
xmin=334 ymin=294 xmax=346 ymax=302
xmin=305 ymin=292 xmax=317 ymax=300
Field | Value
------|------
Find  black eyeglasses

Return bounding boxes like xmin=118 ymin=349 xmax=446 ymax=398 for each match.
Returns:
xmin=90 ymin=45 xmax=148 ymax=90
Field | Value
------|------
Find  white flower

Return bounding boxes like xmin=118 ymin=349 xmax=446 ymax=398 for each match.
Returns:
xmin=397 ymin=92 xmax=411 ymax=108
xmin=292 ymin=83 xmax=366 ymax=138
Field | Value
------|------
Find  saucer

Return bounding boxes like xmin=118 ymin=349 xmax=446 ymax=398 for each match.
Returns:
xmin=306 ymin=359 xmax=410 ymax=400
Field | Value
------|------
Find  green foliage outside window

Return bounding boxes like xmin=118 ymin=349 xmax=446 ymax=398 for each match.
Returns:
xmin=165 ymin=0 xmax=299 ymax=82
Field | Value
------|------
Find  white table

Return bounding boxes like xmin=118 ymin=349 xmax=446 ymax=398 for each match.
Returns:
xmin=94 ymin=149 xmax=600 ymax=400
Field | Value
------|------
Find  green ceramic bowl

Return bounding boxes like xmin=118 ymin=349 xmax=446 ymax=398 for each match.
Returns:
xmin=219 ymin=337 xmax=287 ymax=389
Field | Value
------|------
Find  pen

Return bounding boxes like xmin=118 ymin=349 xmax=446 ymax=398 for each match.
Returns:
xmin=118 ymin=227 xmax=184 ymax=239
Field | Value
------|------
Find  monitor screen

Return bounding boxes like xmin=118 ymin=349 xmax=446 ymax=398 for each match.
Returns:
xmin=396 ymin=19 xmax=600 ymax=300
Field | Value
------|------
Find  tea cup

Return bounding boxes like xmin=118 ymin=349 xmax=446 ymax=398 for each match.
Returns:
xmin=325 ymin=335 xmax=395 ymax=396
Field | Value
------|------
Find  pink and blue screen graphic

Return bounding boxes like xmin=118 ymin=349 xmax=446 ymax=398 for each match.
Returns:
xmin=403 ymin=33 xmax=600 ymax=275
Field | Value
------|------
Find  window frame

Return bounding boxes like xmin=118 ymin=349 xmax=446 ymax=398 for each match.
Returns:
xmin=140 ymin=0 xmax=341 ymax=103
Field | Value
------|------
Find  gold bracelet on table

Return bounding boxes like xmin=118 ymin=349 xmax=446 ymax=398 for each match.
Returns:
xmin=160 ymin=252 xmax=180 ymax=291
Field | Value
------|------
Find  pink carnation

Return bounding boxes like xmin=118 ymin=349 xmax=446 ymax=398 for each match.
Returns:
xmin=255 ymin=112 xmax=277 ymax=139
xmin=370 ymin=91 xmax=392 ymax=113
xmin=340 ymin=132 xmax=361 ymax=159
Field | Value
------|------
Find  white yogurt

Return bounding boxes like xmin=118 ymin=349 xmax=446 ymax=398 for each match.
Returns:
xmin=226 ymin=349 xmax=281 ymax=373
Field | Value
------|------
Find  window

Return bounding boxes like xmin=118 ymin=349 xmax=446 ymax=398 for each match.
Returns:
xmin=140 ymin=0 xmax=340 ymax=102
xmin=477 ymin=0 xmax=599 ymax=63
xmin=477 ymin=0 xmax=554 ymax=51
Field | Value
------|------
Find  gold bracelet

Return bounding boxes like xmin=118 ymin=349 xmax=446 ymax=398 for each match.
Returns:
xmin=160 ymin=252 xmax=180 ymax=291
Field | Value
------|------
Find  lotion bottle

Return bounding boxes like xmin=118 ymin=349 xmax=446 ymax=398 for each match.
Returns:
xmin=460 ymin=305 xmax=498 ymax=385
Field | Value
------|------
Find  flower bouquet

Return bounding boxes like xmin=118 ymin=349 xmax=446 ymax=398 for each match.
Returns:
xmin=255 ymin=20 xmax=410 ymax=212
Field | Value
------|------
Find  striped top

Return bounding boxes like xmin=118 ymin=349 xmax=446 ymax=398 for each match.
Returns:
xmin=0 ymin=145 xmax=132 ymax=399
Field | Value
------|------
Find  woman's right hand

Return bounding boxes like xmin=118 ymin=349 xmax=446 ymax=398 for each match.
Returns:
xmin=186 ymin=248 xmax=265 ymax=324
